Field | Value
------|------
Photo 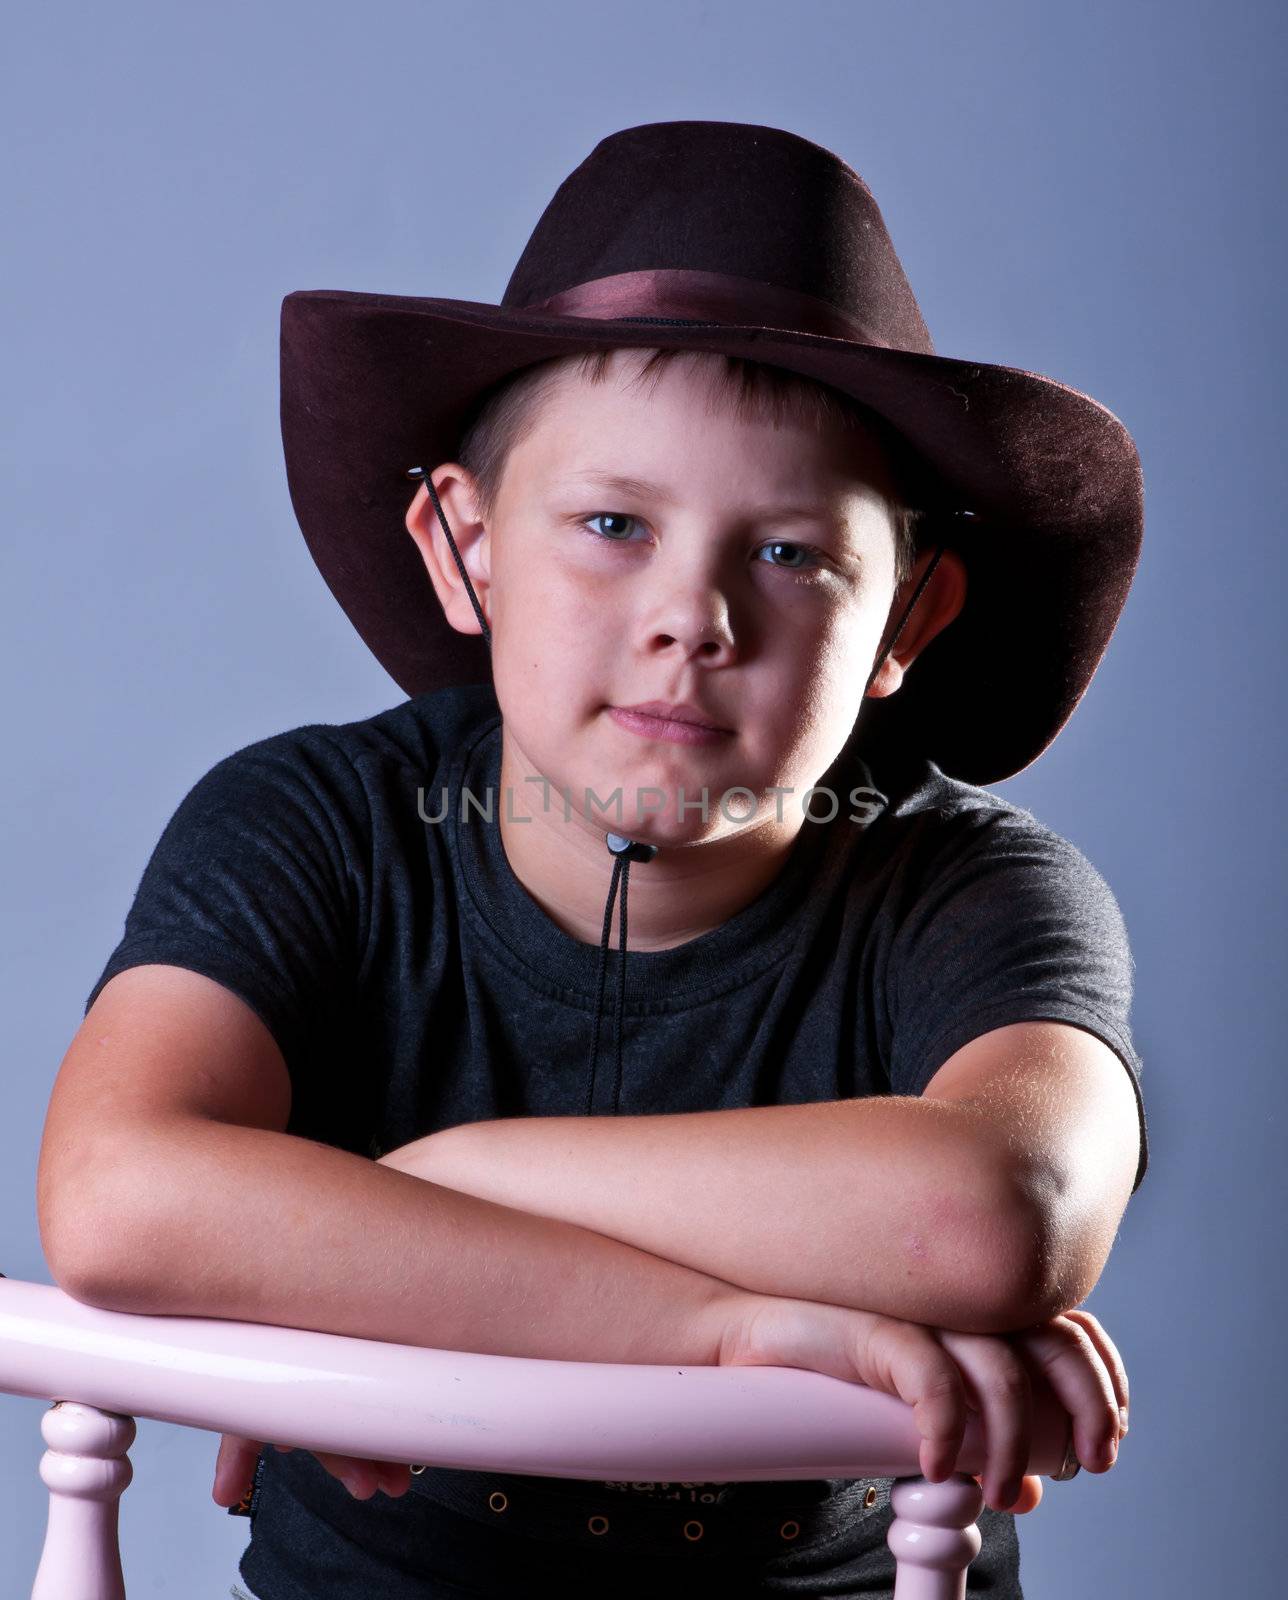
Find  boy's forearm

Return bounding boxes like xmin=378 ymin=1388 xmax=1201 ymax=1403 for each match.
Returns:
xmin=61 ymin=1117 xmax=743 ymax=1367
xmin=387 ymin=1100 xmax=1046 ymax=1335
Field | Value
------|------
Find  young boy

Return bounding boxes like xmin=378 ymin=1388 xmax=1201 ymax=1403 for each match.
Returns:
xmin=39 ymin=121 xmax=1145 ymax=1599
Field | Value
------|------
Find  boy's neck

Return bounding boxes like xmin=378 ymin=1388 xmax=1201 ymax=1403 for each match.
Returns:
xmin=493 ymin=732 xmax=803 ymax=954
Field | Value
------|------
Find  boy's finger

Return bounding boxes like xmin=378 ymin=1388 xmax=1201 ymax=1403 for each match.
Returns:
xmin=251 ymin=1443 xmax=407 ymax=1498
xmin=312 ymin=1451 xmax=374 ymax=1495
xmin=377 ymin=1461 xmax=412 ymax=1497
xmin=972 ymin=1473 xmax=1043 ymax=1514
xmin=1010 ymin=1319 xmax=1120 ymax=1473
xmin=937 ymin=1331 xmax=1032 ymax=1513
xmin=1060 ymin=1309 xmax=1129 ymax=1430
xmin=314 ymin=1452 xmax=409 ymax=1497
xmin=212 ymin=1434 xmax=264 ymax=1505
xmin=873 ymin=1322 xmax=969 ymax=1482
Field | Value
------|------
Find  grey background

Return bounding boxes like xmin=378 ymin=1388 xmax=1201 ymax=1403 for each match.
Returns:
xmin=3 ymin=0 xmax=1282 ymax=1593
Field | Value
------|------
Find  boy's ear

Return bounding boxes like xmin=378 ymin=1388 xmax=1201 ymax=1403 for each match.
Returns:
xmin=404 ymin=465 xmax=492 ymax=638
xmin=865 ymin=545 xmax=968 ymax=700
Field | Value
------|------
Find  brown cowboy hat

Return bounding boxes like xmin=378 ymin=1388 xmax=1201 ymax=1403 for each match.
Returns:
xmin=278 ymin=119 xmax=1143 ymax=786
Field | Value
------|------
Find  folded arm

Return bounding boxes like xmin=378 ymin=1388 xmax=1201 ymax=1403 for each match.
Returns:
xmin=381 ymin=1021 xmax=1142 ymax=1336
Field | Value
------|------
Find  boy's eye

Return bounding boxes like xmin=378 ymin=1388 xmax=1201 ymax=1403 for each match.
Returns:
xmin=584 ymin=512 xmax=643 ymax=542
xmin=756 ymin=541 xmax=821 ymax=572
xmin=580 ymin=513 xmax=827 ymax=574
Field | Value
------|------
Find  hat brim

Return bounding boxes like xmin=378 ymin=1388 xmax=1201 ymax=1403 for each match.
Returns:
xmin=280 ymin=288 xmax=1142 ymax=785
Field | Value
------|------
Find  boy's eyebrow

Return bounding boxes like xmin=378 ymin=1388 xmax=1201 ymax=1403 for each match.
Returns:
xmin=559 ymin=470 xmax=846 ymax=528
xmin=562 ymin=470 xmax=678 ymax=504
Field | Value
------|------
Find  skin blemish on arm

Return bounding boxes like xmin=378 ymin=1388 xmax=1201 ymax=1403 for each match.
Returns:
xmin=901 ymin=1185 xmax=1003 ymax=1281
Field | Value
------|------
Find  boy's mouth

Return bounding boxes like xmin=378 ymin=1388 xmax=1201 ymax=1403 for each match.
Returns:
xmin=609 ymin=702 xmax=734 ymax=747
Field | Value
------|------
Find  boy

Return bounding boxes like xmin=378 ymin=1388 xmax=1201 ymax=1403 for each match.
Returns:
xmin=39 ymin=121 xmax=1145 ymax=1598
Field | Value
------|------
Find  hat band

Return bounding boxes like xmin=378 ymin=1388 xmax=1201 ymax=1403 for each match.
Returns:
xmin=522 ymin=267 xmax=890 ymax=348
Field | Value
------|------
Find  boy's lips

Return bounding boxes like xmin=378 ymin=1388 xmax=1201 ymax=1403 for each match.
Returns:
xmin=608 ymin=702 xmax=734 ymax=747
xmin=615 ymin=700 xmax=733 ymax=733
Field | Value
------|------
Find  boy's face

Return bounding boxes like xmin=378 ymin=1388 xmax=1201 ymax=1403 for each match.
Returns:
xmin=409 ymin=349 xmax=963 ymax=853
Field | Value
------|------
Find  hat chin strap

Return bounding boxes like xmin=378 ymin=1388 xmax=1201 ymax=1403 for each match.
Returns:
xmin=408 ymin=464 xmax=945 ymax=1116
xmin=864 ymin=545 xmax=946 ymax=697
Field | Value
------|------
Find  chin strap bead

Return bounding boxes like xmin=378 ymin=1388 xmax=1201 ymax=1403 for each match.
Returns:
xmin=605 ymin=833 xmax=659 ymax=864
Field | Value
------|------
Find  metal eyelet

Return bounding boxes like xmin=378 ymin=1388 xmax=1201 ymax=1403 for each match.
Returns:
xmin=587 ymin=1514 xmax=610 ymax=1535
xmin=779 ymin=1519 xmax=800 ymax=1540
xmin=864 ymin=1485 xmax=878 ymax=1508
xmin=683 ymin=1519 xmax=704 ymax=1541
xmin=488 ymin=1491 xmax=508 ymax=1513
xmin=408 ymin=1464 xmax=425 ymax=1475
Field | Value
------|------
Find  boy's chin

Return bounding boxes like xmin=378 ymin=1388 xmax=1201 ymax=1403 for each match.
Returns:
xmin=597 ymin=812 xmax=766 ymax=856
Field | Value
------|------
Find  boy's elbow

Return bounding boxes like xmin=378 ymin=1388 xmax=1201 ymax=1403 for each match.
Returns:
xmin=50 ymin=1261 xmax=144 ymax=1313
xmin=40 ymin=1180 xmax=162 ymax=1313
xmin=49 ymin=1245 xmax=162 ymax=1314
xmin=975 ymin=1185 xmax=1104 ymax=1332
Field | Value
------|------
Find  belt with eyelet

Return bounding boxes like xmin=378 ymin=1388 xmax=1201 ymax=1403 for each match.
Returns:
xmin=404 ymin=1465 xmax=894 ymax=1560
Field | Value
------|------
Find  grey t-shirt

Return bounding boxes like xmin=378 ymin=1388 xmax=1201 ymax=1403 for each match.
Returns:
xmin=84 ymin=680 xmax=1148 ymax=1598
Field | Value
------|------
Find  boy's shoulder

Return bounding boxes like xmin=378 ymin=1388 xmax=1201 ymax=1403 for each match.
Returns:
xmin=865 ymin=738 xmax=1035 ymax=839
xmin=856 ymin=739 xmax=1109 ymax=893
xmin=149 ymin=685 xmax=502 ymax=860
xmin=210 ymin=682 xmax=501 ymax=784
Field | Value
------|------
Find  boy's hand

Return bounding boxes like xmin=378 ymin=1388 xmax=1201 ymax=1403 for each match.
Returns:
xmin=212 ymin=1431 xmax=411 ymax=1506
xmin=721 ymin=1297 xmax=1127 ymax=1514
xmin=934 ymin=1307 xmax=1127 ymax=1510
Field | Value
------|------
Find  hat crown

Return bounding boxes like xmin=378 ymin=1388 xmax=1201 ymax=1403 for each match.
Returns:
xmin=501 ymin=120 xmax=936 ymax=357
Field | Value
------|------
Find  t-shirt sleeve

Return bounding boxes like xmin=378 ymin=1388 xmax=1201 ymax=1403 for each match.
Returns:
xmin=885 ymin=809 xmax=1149 ymax=1196
xmin=83 ymin=730 xmax=368 ymax=1120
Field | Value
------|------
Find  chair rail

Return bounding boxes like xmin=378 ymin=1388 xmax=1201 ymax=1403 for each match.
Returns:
xmin=1 ymin=1275 xmax=1075 ymax=1599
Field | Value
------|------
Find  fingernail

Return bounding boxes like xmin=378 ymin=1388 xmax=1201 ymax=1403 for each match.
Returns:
xmin=338 ymin=1469 xmax=363 ymax=1496
xmin=1104 ymin=1437 xmax=1118 ymax=1467
xmin=1119 ymin=1406 xmax=1129 ymax=1435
